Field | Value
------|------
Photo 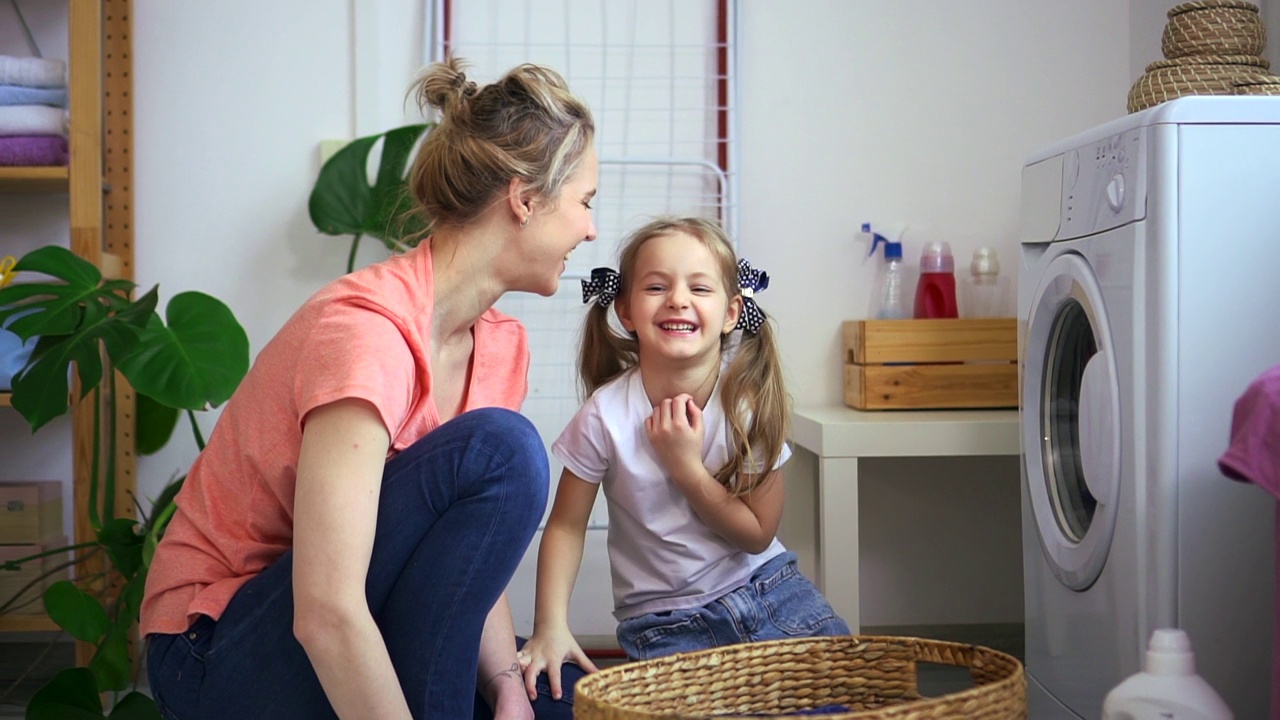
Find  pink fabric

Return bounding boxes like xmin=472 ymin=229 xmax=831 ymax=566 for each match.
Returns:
xmin=141 ymin=244 xmax=531 ymax=635
xmin=1218 ymin=363 xmax=1280 ymax=720
xmin=0 ymin=134 xmax=66 ymax=166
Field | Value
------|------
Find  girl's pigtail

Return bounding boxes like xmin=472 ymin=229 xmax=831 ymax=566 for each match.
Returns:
xmin=716 ymin=318 xmax=791 ymax=496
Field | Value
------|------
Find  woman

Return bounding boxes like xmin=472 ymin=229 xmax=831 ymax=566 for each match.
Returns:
xmin=141 ymin=57 xmax=597 ymax=720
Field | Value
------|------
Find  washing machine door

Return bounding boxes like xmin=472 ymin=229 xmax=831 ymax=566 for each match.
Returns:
xmin=1023 ymin=250 xmax=1121 ymax=591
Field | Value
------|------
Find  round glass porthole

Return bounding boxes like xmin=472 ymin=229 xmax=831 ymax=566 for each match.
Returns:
xmin=1041 ymin=299 xmax=1098 ymax=543
xmin=1021 ymin=250 xmax=1121 ymax=591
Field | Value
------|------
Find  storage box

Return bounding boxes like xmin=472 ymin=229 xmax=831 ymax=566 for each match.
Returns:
xmin=0 ymin=481 xmax=64 ymax=544
xmin=843 ymin=318 xmax=1019 ymax=410
xmin=0 ymin=537 xmax=69 ymax=615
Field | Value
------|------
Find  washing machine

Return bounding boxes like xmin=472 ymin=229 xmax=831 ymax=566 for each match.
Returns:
xmin=1018 ymin=96 xmax=1280 ymax=719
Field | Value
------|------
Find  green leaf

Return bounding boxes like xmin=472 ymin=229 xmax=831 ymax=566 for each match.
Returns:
xmin=97 ymin=518 xmax=145 ymax=578
xmin=43 ymin=580 xmax=109 ymax=643
xmin=135 ymin=391 xmax=180 ymax=455
xmin=117 ymin=573 xmax=146 ymax=627
xmin=108 ymin=692 xmax=162 ymax=720
xmin=309 ymin=124 xmax=432 ymax=250
xmin=89 ymin=623 xmax=132 ymax=692
xmin=143 ymin=477 xmax=183 ymax=570
xmin=118 ymin=291 xmax=249 ymax=411
xmin=26 ymin=667 xmax=104 ymax=720
xmin=6 ymin=291 xmax=153 ymax=433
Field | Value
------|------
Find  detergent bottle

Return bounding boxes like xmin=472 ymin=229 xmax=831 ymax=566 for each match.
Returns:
xmin=1101 ymin=628 xmax=1233 ymax=720
xmin=861 ymin=222 xmax=911 ymax=320
xmin=913 ymin=240 xmax=958 ymax=319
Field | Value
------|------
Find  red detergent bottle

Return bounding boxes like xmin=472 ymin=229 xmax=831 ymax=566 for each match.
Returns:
xmin=913 ymin=241 xmax=958 ymax=319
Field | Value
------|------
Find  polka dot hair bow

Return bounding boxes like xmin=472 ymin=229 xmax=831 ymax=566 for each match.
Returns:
xmin=736 ymin=258 xmax=770 ymax=334
xmin=581 ymin=267 xmax=621 ymax=307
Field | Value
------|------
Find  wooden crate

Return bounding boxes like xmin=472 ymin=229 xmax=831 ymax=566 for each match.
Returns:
xmin=843 ymin=318 xmax=1019 ymax=410
xmin=0 ymin=537 xmax=68 ymax=615
xmin=0 ymin=481 xmax=63 ymax=545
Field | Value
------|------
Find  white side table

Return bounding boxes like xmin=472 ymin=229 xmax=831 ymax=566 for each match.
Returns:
xmin=790 ymin=405 xmax=1021 ymax=632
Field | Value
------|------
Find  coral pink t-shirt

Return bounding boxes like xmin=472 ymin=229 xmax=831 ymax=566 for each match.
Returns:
xmin=140 ymin=244 xmax=530 ymax=636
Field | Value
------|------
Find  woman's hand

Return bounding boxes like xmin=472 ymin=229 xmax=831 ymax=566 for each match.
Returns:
xmin=645 ymin=394 xmax=705 ymax=481
xmin=520 ymin=629 xmax=598 ymax=701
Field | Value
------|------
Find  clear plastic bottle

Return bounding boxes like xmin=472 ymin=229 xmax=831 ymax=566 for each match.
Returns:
xmin=874 ymin=239 xmax=910 ymax=320
xmin=961 ymin=246 xmax=1011 ymax=318
xmin=1101 ymin=628 xmax=1233 ymax=720
xmin=862 ymin=222 xmax=911 ymax=319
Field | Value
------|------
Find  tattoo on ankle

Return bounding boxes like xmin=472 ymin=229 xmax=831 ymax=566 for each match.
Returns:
xmin=483 ymin=662 xmax=521 ymax=692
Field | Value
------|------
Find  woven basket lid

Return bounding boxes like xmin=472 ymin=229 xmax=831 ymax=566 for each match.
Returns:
xmin=1147 ymin=54 xmax=1270 ymax=72
xmin=1168 ymin=0 xmax=1260 ymax=18
xmin=1232 ymin=73 xmax=1280 ymax=86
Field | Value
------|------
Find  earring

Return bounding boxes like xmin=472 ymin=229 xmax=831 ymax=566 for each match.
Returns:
xmin=520 ymin=216 xmax=529 ymax=228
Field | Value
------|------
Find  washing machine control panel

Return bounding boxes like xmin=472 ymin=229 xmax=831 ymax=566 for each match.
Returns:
xmin=1057 ymin=127 xmax=1145 ymax=241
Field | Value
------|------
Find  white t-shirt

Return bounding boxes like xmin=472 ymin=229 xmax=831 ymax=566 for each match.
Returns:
xmin=552 ymin=366 xmax=790 ymax=621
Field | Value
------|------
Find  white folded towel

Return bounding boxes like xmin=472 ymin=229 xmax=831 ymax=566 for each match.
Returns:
xmin=0 ymin=105 xmax=68 ymax=137
xmin=0 ymin=56 xmax=67 ymax=89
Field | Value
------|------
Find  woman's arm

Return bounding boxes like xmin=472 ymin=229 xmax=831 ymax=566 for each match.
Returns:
xmin=477 ymin=592 xmax=534 ymax=720
xmin=646 ymin=395 xmax=784 ymax=553
xmin=521 ymin=470 xmax=600 ymax=699
xmin=292 ymin=398 xmax=413 ymax=720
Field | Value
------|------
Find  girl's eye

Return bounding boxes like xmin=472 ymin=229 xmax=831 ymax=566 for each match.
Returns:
xmin=693 ymin=286 xmax=713 ymax=294
xmin=645 ymin=285 xmax=665 ymax=293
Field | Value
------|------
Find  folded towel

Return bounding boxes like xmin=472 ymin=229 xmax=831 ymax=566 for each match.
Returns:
xmin=0 ymin=56 xmax=67 ymax=89
xmin=0 ymin=84 xmax=67 ymax=107
xmin=0 ymin=105 xmax=67 ymax=138
xmin=0 ymin=135 xmax=68 ymax=166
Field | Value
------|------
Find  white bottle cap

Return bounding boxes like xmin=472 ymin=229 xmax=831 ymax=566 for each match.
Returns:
xmin=971 ymin=246 xmax=1000 ymax=277
xmin=1144 ymin=628 xmax=1196 ymax=676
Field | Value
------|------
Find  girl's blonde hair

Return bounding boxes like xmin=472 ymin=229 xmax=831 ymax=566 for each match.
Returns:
xmin=408 ymin=57 xmax=594 ymax=229
xmin=579 ymin=217 xmax=791 ymax=497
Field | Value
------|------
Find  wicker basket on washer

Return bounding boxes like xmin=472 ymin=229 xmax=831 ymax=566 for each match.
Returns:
xmin=1232 ymin=73 xmax=1280 ymax=95
xmin=573 ymin=635 xmax=1027 ymax=719
xmin=1128 ymin=54 xmax=1271 ymax=112
xmin=1162 ymin=0 xmax=1266 ymax=59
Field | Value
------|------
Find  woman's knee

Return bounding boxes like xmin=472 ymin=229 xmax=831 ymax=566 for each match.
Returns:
xmin=459 ymin=408 xmax=549 ymax=508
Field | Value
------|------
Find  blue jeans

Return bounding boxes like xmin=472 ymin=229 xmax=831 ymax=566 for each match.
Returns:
xmin=146 ymin=408 xmax=583 ymax=719
xmin=614 ymin=552 xmax=850 ymax=661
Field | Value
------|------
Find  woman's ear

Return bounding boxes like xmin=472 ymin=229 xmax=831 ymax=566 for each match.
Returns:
xmin=507 ymin=178 xmax=534 ymax=227
xmin=722 ymin=294 xmax=743 ymax=335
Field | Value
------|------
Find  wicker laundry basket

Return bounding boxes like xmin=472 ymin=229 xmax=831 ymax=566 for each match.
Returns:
xmin=1128 ymin=54 xmax=1271 ymax=112
xmin=1232 ymin=73 xmax=1280 ymax=94
xmin=1162 ymin=0 xmax=1266 ymax=59
xmin=574 ymin=635 xmax=1026 ymax=719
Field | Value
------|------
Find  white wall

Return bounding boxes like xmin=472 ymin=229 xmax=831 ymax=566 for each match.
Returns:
xmin=8 ymin=0 xmax=1266 ymax=635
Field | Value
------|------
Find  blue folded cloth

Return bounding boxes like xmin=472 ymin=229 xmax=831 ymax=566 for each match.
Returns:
xmin=0 ymin=84 xmax=67 ymax=107
xmin=0 ymin=316 xmax=37 ymax=391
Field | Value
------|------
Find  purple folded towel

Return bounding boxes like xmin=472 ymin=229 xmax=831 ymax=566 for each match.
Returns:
xmin=0 ymin=135 xmax=68 ymax=166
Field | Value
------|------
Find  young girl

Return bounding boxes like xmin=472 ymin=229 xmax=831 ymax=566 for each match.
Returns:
xmin=518 ymin=217 xmax=849 ymax=701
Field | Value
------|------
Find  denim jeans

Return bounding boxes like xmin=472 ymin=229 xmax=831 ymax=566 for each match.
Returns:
xmin=615 ymin=551 xmax=850 ymax=661
xmin=146 ymin=408 xmax=581 ymax=719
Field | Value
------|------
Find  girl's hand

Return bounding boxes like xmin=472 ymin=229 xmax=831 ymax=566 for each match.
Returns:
xmin=520 ymin=631 xmax=599 ymax=702
xmin=645 ymin=394 xmax=705 ymax=481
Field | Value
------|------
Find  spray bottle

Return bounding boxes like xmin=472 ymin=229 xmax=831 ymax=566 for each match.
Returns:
xmin=861 ymin=222 xmax=911 ymax=320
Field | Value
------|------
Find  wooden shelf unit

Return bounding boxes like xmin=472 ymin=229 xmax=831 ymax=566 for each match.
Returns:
xmin=1 ymin=0 xmax=136 ymax=661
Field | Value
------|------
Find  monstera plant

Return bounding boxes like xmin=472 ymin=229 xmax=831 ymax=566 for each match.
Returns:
xmin=309 ymin=123 xmax=433 ymax=272
xmin=0 ymin=245 xmax=249 ymax=719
